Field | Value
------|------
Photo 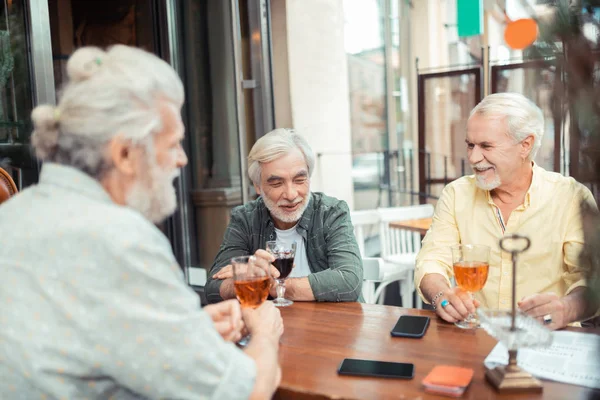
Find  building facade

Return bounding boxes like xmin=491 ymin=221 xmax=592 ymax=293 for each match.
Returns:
xmin=0 ymin=0 xmax=356 ymax=281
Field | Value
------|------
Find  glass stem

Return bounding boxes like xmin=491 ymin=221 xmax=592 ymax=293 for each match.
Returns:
xmin=467 ymin=292 xmax=475 ymax=321
xmin=276 ymin=279 xmax=286 ymax=300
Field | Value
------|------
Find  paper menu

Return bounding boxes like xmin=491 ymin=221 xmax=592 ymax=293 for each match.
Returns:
xmin=484 ymin=331 xmax=600 ymax=389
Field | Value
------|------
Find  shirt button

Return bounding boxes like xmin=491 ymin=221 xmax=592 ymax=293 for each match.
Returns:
xmin=503 ymin=271 xmax=508 ymax=276
xmin=501 ymin=300 xmax=507 ymax=304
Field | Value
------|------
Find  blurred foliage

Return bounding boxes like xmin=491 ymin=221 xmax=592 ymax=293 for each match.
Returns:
xmin=524 ymin=0 xmax=600 ymax=320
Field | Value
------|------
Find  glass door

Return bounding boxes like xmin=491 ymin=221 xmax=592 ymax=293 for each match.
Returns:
xmin=490 ymin=61 xmax=561 ymax=173
xmin=0 ymin=0 xmax=53 ymax=189
xmin=180 ymin=0 xmax=274 ymax=272
xmin=417 ymin=67 xmax=482 ymax=203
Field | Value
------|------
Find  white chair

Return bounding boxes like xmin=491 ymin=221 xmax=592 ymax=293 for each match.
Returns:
xmin=350 ymin=209 xmax=380 ymax=257
xmin=373 ymin=204 xmax=434 ymax=309
xmin=351 ymin=210 xmax=382 ymax=304
xmin=361 ymin=257 xmax=384 ymax=304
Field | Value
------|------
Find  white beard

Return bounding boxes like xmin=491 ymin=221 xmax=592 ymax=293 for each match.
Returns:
xmin=263 ymin=191 xmax=311 ymax=224
xmin=472 ymin=163 xmax=501 ymax=191
xmin=126 ymin=151 xmax=180 ymax=224
xmin=474 ymin=173 xmax=501 ymax=190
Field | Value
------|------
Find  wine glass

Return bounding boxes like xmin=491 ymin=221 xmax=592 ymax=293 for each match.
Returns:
xmin=451 ymin=244 xmax=490 ymax=329
xmin=232 ymin=255 xmax=271 ymax=345
xmin=266 ymin=241 xmax=296 ymax=307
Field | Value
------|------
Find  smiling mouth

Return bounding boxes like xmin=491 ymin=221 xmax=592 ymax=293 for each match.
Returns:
xmin=280 ymin=203 xmax=300 ymax=212
xmin=474 ymin=167 xmax=494 ymax=174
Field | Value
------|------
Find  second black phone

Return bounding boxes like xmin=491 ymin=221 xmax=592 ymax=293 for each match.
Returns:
xmin=390 ymin=315 xmax=430 ymax=338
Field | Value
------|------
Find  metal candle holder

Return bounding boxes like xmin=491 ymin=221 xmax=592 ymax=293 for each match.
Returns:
xmin=477 ymin=234 xmax=552 ymax=393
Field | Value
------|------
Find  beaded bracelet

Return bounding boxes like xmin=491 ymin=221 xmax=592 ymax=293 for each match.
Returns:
xmin=431 ymin=291 xmax=444 ymax=310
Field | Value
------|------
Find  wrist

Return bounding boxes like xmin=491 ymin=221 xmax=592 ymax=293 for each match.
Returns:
xmin=248 ymin=328 xmax=280 ymax=344
xmin=219 ymin=278 xmax=235 ymax=300
xmin=421 ymin=273 xmax=451 ymax=303
xmin=282 ymin=278 xmax=294 ymax=298
xmin=559 ymin=289 xmax=585 ymax=325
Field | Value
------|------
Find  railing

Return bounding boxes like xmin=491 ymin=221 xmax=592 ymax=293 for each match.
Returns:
xmin=349 ymin=149 xmax=467 ymax=208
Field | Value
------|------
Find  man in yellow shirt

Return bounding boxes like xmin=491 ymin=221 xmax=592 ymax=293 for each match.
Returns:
xmin=415 ymin=92 xmax=598 ymax=330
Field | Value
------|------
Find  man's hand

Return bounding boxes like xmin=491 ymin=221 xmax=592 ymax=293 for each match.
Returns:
xmin=518 ymin=292 xmax=568 ymax=330
xmin=242 ymin=301 xmax=284 ymax=400
xmin=212 ymin=250 xmax=279 ymax=280
xmin=433 ymin=287 xmax=480 ymax=323
xmin=243 ymin=301 xmax=284 ymax=338
xmin=203 ymin=299 xmax=245 ymax=342
xmin=420 ymin=273 xmax=479 ymax=324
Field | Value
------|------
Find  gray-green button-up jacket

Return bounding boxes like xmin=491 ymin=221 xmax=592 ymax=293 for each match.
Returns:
xmin=205 ymin=192 xmax=364 ymax=303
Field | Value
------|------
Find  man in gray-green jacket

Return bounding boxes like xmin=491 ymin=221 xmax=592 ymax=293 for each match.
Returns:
xmin=205 ymin=128 xmax=363 ymax=304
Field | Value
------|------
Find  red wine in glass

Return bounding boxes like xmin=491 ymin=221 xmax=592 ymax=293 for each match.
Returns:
xmin=272 ymin=257 xmax=294 ymax=279
xmin=266 ymin=241 xmax=297 ymax=307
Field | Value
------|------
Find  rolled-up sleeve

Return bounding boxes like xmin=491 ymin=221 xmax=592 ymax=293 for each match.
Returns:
xmin=90 ymin=237 xmax=256 ymax=399
xmin=563 ymin=185 xmax=599 ymax=294
xmin=308 ymin=201 xmax=364 ymax=302
xmin=414 ymin=185 xmax=460 ymax=303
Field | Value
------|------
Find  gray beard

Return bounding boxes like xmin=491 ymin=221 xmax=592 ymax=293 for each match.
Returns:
xmin=126 ymin=154 xmax=179 ymax=224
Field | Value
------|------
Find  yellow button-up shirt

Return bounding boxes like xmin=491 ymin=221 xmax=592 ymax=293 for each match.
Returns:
xmin=415 ymin=164 xmax=598 ymax=310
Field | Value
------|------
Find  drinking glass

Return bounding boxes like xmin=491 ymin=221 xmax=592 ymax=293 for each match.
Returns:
xmin=232 ymin=255 xmax=271 ymax=308
xmin=232 ymin=255 xmax=271 ymax=346
xmin=451 ymin=244 xmax=490 ymax=329
xmin=266 ymin=241 xmax=296 ymax=307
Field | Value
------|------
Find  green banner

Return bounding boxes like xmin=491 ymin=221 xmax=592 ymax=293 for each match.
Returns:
xmin=457 ymin=0 xmax=483 ymax=37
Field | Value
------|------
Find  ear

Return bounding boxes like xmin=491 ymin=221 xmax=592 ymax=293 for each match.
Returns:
xmin=520 ymin=134 xmax=535 ymax=160
xmin=107 ymin=135 xmax=141 ymax=177
xmin=253 ymin=182 xmax=262 ymax=196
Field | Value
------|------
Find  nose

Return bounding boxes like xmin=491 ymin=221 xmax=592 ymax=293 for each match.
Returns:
xmin=176 ymin=145 xmax=188 ymax=168
xmin=468 ymin=145 xmax=483 ymax=165
xmin=283 ymin=182 xmax=298 ymax=201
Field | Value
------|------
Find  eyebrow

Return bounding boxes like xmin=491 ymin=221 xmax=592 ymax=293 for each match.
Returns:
xmin=266 ymin=170 xmax=308 ymax=183
xmin=266 ymin=175 xmax=284 ymax=183
xmin=293 ymin=171 xmax=308 ymax=179
xmin=465 ymin=139 xmax=493 ymax=146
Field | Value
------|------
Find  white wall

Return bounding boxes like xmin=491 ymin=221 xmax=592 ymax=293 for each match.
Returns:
xmin=271 ymin=0 xmax=354 ymax=208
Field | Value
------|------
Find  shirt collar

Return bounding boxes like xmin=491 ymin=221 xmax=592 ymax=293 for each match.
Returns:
xmin=484 ymin=161 xmax=539 ymax=209
xmin=525 ymin=162 xmax=542 ymax=208
xmin=296 ymin=193 xmax=314 ymax=232
xmin=39 ymin=163 xmax=114 ymax=204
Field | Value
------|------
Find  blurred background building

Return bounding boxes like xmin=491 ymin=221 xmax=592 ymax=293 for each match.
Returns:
xmin=1 ymin=0 xmax=599 ymax=280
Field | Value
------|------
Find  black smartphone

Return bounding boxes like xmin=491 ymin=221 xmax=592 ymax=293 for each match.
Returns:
xmin=390 ymin=315 xmax=430 ymax=338
xmin=337 ymin=358 xmax=415 ymax=379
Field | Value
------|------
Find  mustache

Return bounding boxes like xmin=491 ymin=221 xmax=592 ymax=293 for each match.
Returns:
xmin=471 ymin=163 xmax=494 ymax=170
xmin=278 ymin=199 xmax=303 ymax=206
xmin=168 ymin=169 xmax=181 ymax=181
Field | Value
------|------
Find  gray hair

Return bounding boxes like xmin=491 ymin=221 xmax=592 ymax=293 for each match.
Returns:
xmin=470 ymin=92 xmax=544 ymax=160
xmin=247 ymin=128 xmax=315 ymax=185
xmin=31 ymin=45 xmax=184 ymax=178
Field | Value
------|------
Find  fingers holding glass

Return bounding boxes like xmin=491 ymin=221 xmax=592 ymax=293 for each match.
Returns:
xmin=232 ymin=255 xmax=271 ymax=309
xmin=253 ymin=249 xmax=280 ymax=278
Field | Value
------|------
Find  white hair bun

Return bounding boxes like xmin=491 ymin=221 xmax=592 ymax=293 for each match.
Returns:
xmin=66 ymin=47 xmax=107 ymax=83
xmin=31 ymin=105 xmax=60 ymax=160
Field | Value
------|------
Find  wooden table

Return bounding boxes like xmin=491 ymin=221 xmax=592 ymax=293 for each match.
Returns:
xmin=389 ymin=217 xmax=432 ymax=236
xmin=275 ymin=302 xmax=599 ymax=400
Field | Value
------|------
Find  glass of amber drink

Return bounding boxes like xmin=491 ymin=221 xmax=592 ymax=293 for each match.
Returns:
xmin=451 ymin=244 xmax=490 ymax=329
xmin=232 ymin=255 xmax=271 ymax=309
xmin=232 ymin=255 xmax=271 ymax=347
